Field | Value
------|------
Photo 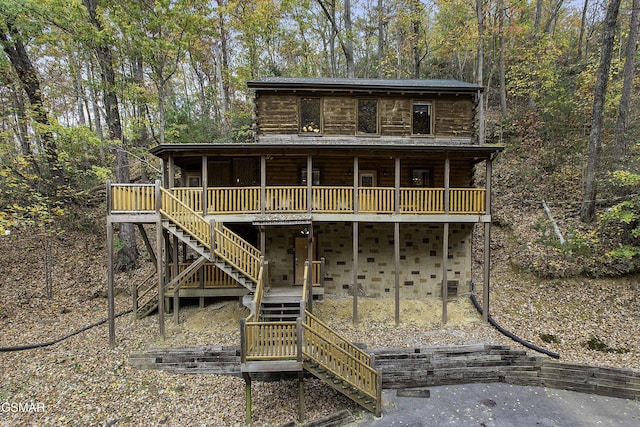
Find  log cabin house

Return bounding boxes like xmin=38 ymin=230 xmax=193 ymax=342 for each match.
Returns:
xmin=106 ymin=77 xmax=502 ymax=421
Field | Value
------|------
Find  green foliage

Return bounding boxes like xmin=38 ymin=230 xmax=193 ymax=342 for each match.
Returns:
xmin=596 ymin=169 xmax=640 ymax=272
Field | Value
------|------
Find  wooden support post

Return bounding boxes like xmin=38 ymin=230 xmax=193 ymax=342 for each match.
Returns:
xmin=106 ymin=180 xmax=112 ymax=213
xmin=202 ymin=155 xmax=208 ymax=216
xmin=107 ymin=221 xmax=115 ymax=348
xmin=444 ymin=154 xmax=450 ymax=214
xmin=307 ymin=155 xmax=313 ymax=213
xmin=394 ymin=222 xmax=400 ymax=325
xmin=243 ymin=372 xmax=252 ymax=426
xmin=161 ymin=159 xmax=168 ymax=187
xmin=168 ymin=156 xmax=175 ymax=189
xmin=173 ymin=235 xmax=179 ymax=325
xmin=298 ymin=371 xmax=305 ymax=424
xmin=483 ymin=158 xmax=493 ymax=322
xmin=210 ymin=219 xmax=216 ymax=257
xmin=157 ymin=220 xmax=165 ymax=340
xmin=442 ymin=223 xmax=449 ymax=325
xmin=394 ymin=157 xmax=400 ymax=215
xmin=261 ymin=156 xmax=266 ymax=214
xmin=164 ymin=231 xmax=172 ymax=314
xmin=352 ymin=221 xmax=359 ymax=324
xmin=484 ymin=222 xmax=490 ymax=322
xmin=199 ymin=264 xmax=205 ymax=308
xmin=353 ymin=157 xmax=359 ymax=214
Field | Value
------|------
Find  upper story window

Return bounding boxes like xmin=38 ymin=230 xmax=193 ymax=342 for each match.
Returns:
xmin=300 ymin=97 xmax=321 ymax=133
xmin=357 ymin=99 xmax=378 ymax=134
xmin=412 ymin=101 xmax=432 ymax=135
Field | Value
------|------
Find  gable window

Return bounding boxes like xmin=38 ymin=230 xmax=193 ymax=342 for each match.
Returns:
xmin=357 ymin=99 xmax=378 ymax=134
xmin=412 ymin=101 xmax=432 ymax=135
xmin=300 ymin=97 xmax=321 ymax=133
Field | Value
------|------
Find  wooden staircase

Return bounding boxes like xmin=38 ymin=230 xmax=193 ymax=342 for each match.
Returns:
xmin=133 ymin=187 xmax=262 ymax=318
xmin=240 ymin=263 xmax=382 ymax=423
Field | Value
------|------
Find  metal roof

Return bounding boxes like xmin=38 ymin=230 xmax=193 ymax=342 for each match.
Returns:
xmin=247 ymin=77 xmax=483 ymax=93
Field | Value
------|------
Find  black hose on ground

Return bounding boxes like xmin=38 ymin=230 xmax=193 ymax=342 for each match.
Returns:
xmin=470 ymin=293 xmax=560 ymax=359
xmin=0 ymin=309 xmax=133 ymax=352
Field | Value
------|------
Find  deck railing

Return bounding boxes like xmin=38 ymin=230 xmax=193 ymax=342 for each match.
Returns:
xmin=167 ymin=262 xmax=242 ymax=289
xmin=208 ymin=187 xmax=261 ymax=213
xmin=109 ymin=183 xmax=156 ymax=212
xmin=108 ymin=183 xmax=486 ymax=216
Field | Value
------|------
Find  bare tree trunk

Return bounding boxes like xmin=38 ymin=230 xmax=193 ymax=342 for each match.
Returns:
xmin=580 ymin=0 xmax=622 ymax=223
xmin=378 ymin=0 xmax=384 ymax=78
xmin=0 ymin=22 xmax=64 ymax=189
xmin=215 ymin=0 xmax=232 ymax=131
xmin=534 ymin=0 xmax=543 ymax=33
xmin=84 ymin=0 xmax=138 ymax=269
xmin=476 ymin=0 xmax=486 ymax=144
xmin=613 ymin=0 xmax=639 ymax=161
xmin=498 ymin=0 xmax=507 ymax=118
xmin=578 ymin=0 xmax=589 ymax=60
xmin=344 ymin=0 xmax=355 ymax=78
xmin=411 ymin=0 xmax=421 ymax=78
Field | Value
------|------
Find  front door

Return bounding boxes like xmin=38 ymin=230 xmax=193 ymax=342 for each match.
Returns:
xmin=294 ymin=235 xmax=315 ymax=284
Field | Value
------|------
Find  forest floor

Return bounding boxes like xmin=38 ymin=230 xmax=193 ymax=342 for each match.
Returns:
xmin=1 ymin=147 xmax=639 ymax=425
xmin=0 ymin=223 xmax=638 ymax=426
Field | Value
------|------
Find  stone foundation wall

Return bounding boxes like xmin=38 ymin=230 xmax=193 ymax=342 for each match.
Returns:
xmin=264 ymin=222 xmax=473 ymax=299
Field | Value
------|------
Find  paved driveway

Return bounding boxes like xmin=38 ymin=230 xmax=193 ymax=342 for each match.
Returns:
xmin=349 ymin=383 xmax=640 ymax=427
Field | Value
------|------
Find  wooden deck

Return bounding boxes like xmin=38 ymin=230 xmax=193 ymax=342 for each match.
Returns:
xmin=108 ymin=182 xmax=486 ymax=218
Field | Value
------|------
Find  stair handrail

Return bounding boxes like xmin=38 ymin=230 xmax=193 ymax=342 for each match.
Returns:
xmin=213 ymin=222 xmax=261 ymax=284
xmin=303 ymin=310 xmax=373 ymax=365
xmin=159 ymin=187 xmax=211 ymax=249
xmin=249 ymin=258 xmax=265 ymax=321
xmin=302 ymin=311 xmax=380 ymax=403
xmin=300 ymin=260 xmax=310 ymax=316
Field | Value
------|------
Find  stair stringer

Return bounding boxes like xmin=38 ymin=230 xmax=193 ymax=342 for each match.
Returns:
xmin=162 ymin=220 xmax=257 ymax=292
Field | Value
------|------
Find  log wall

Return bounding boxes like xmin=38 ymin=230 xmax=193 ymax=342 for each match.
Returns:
xmin=255 ymin=92 xmax=476 ymax=138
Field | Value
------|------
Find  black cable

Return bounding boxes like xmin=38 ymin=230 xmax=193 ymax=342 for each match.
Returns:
xmin=470 ymin=293 xmax=560 ymax=359
xmin=0 ymin=309 xmax=133 ymax=352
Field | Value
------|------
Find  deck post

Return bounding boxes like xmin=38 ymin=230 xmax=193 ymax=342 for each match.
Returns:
xmin=157 ymin=220 xmax=165 ymax=339
xmin=444 ymin=154 xmax=450 ymax=214
xmin=168 ymin=155 xmax=175 ymax=189
xmin=483 ymin=158 xmax=493 ymax=322
xmin=307 ymin=155 xmax=313 ymax=213
xmin=442 ymin=223 xmax=449 ymax=325
xmin=394 ymin=157 xmax=400 ymax=215
xmin=243 ymin=372 xmax=252 ymax=426
xmin=201 ymin=155 xmax=208 ymax=216
xmin=296 ymin=317 xmax=304 ymax=423
xmin=106 ymin=180 xmax=112 ymax=213
xmin=260 ymin=155 xmax=266 ymax=214
xmin=352 ymin=221 xmax=359 ymax=324
xmin=210 ymin=219 xmax=216 ymax=255
xmin=107 ymin=221 xmax=115 ymax=348
xmin=173 ymin=235 xmax=180 ymax=325
xmin=298 ymin=371 xmax=305 ymax=423
xmin=394 ymin=221 xmax=400 ymax=325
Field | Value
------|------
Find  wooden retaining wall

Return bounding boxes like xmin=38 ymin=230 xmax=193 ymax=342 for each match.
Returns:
xmin=129 ymin=344 xmax=640 ymax=401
